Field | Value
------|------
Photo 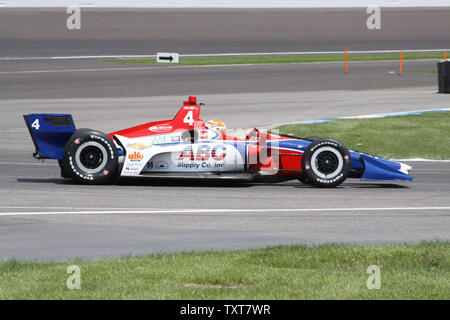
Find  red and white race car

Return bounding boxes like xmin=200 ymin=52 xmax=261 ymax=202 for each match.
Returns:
xmin=24 ymin=96 xmax=413 ymax=187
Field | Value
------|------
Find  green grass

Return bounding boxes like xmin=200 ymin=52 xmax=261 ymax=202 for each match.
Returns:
xmin=100 ymin=52 xmax=447 ymax=66
xmin=406 ymin=69 xmax=438 ymax=74
xmin=0 ymin=242 xmax=448 ymax=299
xmin=277 ymin=111 xmax=450 ymax=160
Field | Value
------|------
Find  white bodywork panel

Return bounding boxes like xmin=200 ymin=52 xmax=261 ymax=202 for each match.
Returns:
xmin=115 ymin=130 xmax=246 ymax=176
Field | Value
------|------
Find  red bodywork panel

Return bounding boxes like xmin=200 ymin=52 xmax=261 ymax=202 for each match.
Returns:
xmin=108 ymin=96 xmax=205 ymax=139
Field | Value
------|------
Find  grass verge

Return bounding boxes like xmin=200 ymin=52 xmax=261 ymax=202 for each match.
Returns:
xmin=276 ymin=111 xmax=450 ymax=160
xmin=0 ymin=242 xmax=448 ymax=299
xmin=100 ymin=52 xmax=447 ymax=66
xmin=406 ymin=69 xmax=438 ymax=74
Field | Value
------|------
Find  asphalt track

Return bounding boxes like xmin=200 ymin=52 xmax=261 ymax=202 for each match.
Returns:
xmin=0 ymin=160 xmax=449 ymax=261
xmin=0 ymin=8 xmax=449 ymax=261
xmin=0 ymin=62 xmax=449 ymax=262
xmin=0 ymin=88 xmax=449 ymax=261
xmin=0 ymin=60 xmax=443 ymax=99
xmin=1 ymin=8 xmax=450 ymax=57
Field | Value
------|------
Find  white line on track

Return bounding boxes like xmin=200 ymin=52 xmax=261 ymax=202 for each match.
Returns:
xmin=1 ymin=49 xmax=450 ymax=61
xmin=392 ymin=158 xmax=450 ymax=162
xmin=1 ymin=207 xmax=450 ymax=217
xmin=0 ymin=206 xmax=165 ymax=210
xmin=0 ymin=162 xmax=55 ymax=166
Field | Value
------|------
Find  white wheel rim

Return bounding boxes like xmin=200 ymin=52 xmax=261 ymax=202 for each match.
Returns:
xmin=75 ymin=141 xmax=108 ymax=174
xmin=310 ymin=146 xmax=344 ymax=179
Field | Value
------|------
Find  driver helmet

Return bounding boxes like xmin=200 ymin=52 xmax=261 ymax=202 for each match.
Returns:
xmin=205 ymin=119 xmax=227 ymax=135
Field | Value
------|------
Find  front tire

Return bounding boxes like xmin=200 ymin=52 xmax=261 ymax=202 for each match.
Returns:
xmin=301 ymin=138 xmax=351 ymax=188
xmin=61 ymin=129 xmax=118 ymax=184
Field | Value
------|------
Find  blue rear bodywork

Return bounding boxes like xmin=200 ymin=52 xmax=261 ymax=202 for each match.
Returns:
xmin=24 ymin=114 xmax=76 ymax=160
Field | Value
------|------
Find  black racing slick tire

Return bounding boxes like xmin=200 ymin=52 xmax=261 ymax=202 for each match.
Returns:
xmin=297 ymin=175 xmax=311 ymax=185
xmin=61 ymin=129 xmax=118 ymax=184
xmin=301 ymin=138 xmax=351 ymax=188
xmin=58 ymin=160 xmax=71 ymax=179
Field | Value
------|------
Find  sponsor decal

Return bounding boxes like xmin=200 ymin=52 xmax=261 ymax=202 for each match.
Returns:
xmin=199 ymin=130 xmax=208 ymax=140
xmin=176 ymin=162 xmax=225 ymax=169
xmin=151 ymin=135 xmax=169 ymax=145
xmin=127 ymin=143 xmax=150 ymax=150
xmin=177 ymin=163 xmax=199 ymax=169
xmin=154 ymin=160 xmax=169 ymax=170
xmin=178 ymin=145 xmax=195 ymax=161
xmin=171 ymin=136 xmax=181 ymax=142
xmin=178 ymin=144 xmax=227 ymax=161
xmin=211 ymin=145 xmax=226 ymax=161
xmin=204 ymin=129 xmax=220 ymax=140
xmin=124 ymin=167 xmax=139 ymax=174
xmin=128 ymin=151 xmax=144 ymax=161
xmin=196 ymin=145 xmax=210 ymax=161
xmin=149 ymin=124 xmax=173 ymax=133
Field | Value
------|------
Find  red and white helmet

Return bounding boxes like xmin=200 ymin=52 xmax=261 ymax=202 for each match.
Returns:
xmin=205 ymin=119 xmax=226 ymax=135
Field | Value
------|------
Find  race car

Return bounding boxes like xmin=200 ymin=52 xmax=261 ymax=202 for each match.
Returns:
xmin=23 ymin=96 xmax=413 ymax=187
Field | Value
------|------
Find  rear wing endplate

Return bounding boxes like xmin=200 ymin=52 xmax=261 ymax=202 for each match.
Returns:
xmin=23 ymin=114 xmax=76 ymax=160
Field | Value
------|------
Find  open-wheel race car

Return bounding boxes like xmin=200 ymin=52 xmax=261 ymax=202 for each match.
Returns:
xmin=24 ymin=96 xmax=413 ymax=187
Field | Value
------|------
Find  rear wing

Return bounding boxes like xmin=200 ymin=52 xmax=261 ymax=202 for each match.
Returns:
xmin=23 ymin=114 xmax=76 ymax=160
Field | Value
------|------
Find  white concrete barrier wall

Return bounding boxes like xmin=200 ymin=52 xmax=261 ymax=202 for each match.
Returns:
xmin=2 ymin=0 xmax=450 ymax=8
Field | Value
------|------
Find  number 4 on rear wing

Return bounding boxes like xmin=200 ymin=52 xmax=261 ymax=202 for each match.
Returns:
xmin=23 ymin=114 xmax=76 ymax=160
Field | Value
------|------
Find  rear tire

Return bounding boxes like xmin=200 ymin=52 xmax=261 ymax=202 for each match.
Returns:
xmin=297 ymin=175 xmax=310 ymax=185
xmin=301 ymin=138 xmax=351 ymax=188
xmin=61 ymin=129 xmax=118 ymax=184
xmin=58 ymin=160 xmax=71 ymax=178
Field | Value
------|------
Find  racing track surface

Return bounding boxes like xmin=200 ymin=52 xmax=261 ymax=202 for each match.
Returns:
xmin=0 ymin=160 xmax=449 ymax=261
xmin=1 ymin=8 xmax=450 ymax=57
xmin=0 ymin=59 xmax=443 ymax=100
xmin=0 ymin=90 xmax=449 ymax=261
xmin=0 ymin=7 xmax=449 ymax=261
